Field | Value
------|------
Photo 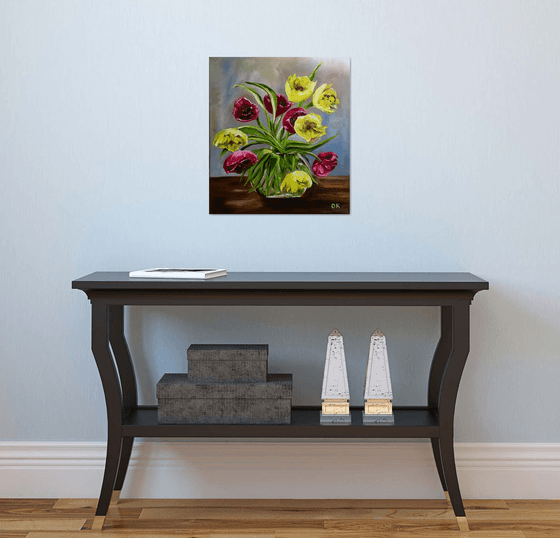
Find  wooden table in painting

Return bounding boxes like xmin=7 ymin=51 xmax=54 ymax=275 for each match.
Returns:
xmin=210 ymin=175 xmax=350 ymax=214
xmin=72 ymin=272 xmax=488 ymax=531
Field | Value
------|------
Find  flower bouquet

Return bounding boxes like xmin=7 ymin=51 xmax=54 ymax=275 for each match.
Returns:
xmin=212 ymin=63 xmax=340 ymax=198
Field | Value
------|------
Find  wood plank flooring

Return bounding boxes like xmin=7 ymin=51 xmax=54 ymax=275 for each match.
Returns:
xmin=1 ymin=498 xmax=559 ymax=537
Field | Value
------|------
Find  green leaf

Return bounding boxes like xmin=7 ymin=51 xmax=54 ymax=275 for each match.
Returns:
xmin=238 ymin=125 xmax=262 ymax=134
xmin=244 ymin=156 xmax=259 ymax=186
xmin=309 ymin=62 xmax=322 ymax=81
xmin=253 ymin=157 xmax=276 ymax=194
xmin=286 ymin=149 xmax=318 ymax=162
xmin=237 ymin=127 xmax=270 ymax=140
xmin=283 ymin=139 xmax=317 ymax=150
xmin=239 ymin=166 xmax=249 ymax=185
xmin=279 ymin=128 xmax=292 ymax=146
xmin=246 ymin=82 xmax=278 ymax=119
xmin=238 ymin=124 xmax=269 ymax=139
xmin=284 ymin=141 xmax=312 ymax=151
xmin=219 ymin=148 xmax=228 ymax=158
xmin=299 ymin=153 xmax=311 ymax=166
xmin=270 ymin=163 xmax=280 ymax=195
xmin=234 ymin=83 xmax=271 ymax=125
xmin=308 ymin=133 xmax=338 ymax=151
xmin=271 ymin=117 xmax=280 ymax=137
xmin=266 ymin=158 xmax=280 ymax=196
xmin=298 ymin=154 xmax=314 ymax=176
xmin=271 ymin=156 xmax=283 ymax=195
xmin=284 ymin=134 xmax=338 ymax=152
xmin=244 ymin=164 xmax=256 ymax=186
xmin=274 ymin=161 xmax=283 ymax=194
xmin=239 ymin=124 xmax=283 ymax=151
xmin=245 ymin=154 xmax=269 ymax=187
xmin=233 ymin=83 xmax=266 ymax=110
xmin=262 ymin=137 xmax=284 ymax=153
xmin=242 ymin=143 xmax=270 ymax=151
xmin=248 ymin=163 xmax=268 ymax=192
xmin=250 ymin=135 xmax=276 ymax=146
xmin=256 ymin=116 xmax=271 ymax=135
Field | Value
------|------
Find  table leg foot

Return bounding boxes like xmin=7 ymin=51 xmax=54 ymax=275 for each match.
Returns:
xmin=457 ymin=516 xmax=469 ymax=532
xmin=111 ymin=490 xmax=120 ymax=505
xmin=430 ymin=437 xmax=448 ymax=494
xmin=92 ymin=516 xmax=105 ymax=531
xmin=445 ymin=491 xmax=451 ymax=504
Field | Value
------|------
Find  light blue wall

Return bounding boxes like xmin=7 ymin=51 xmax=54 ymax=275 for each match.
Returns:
xmin=1 ymin=0 xmax=559 ymax=442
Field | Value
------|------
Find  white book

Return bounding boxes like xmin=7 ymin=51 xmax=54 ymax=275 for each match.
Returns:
xmin=129 ymin=268 xmax=227 ymax=279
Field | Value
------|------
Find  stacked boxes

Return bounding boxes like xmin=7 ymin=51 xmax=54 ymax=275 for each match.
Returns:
xmin=188 ymin=344 xmax=268 ymax=382
xmin=157 ymin=344 xmax=293 ymax=424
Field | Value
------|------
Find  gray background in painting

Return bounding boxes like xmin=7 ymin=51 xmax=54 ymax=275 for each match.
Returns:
xmin=1 ymin=0 xmax=560 ymax=452
xmin=210 ymin=57 xmax=350 ymax=176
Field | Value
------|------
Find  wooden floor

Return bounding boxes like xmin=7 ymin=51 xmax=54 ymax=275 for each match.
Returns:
xmin=1 ymin=498 xmax=559 ymax=537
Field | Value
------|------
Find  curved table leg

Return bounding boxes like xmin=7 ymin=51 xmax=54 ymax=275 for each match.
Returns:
xmin=92 ymin=433 xmax=123 ymax=529
xmin=91 ymin=302 xmax=124 ymax=530
xmin=114 ymin=437 xmax=135 ymax=496
xmin=438 ymin=302 xmax=470 ymax=530
xmin=110 ymin=305 xmax=137 ymax=412
xmin=430 ymin=437 xmax=447 ymax=496
xmin=109 ymin=305 xmax=138 ymax=499
xmin=428 ymin=306 xmax=453 ymax=497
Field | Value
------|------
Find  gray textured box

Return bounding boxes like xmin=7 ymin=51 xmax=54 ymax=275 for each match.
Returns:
xmin=157 ymin=373 xmax=292 ymax=424
xmin=187 ymin=344 xmax=268 ymax=382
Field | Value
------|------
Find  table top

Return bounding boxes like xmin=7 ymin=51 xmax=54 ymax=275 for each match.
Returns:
xmin=73 ymin=272 xmax=489 ymax=292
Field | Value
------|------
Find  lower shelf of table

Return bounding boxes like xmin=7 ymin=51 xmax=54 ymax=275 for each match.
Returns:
xmin=122 ymin=406 xmax=439 ymax=438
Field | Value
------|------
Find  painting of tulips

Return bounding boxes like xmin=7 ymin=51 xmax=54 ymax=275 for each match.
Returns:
xmin=210 ymin=57 xmax=350 ymax=214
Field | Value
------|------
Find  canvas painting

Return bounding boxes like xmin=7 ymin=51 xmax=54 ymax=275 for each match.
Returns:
xmin=210 ymin=57 xmax=350 ymax=214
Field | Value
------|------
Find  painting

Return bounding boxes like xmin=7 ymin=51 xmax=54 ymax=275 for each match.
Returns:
xmin=209 ymin=57 xmax=350 ymax=214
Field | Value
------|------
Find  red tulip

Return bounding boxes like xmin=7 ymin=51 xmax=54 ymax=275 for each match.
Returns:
xmin=312 ymin=151 xmax=338 ymax=177
xmin=263 ymin=94 xmax=292 ymax=117
xmin=223 ymin=150 xmax=258 ymax=174
xmin=282 ymin=107 xmax=306 ymax=134
xmin=232 ymin=97 xmax=259 ymax=122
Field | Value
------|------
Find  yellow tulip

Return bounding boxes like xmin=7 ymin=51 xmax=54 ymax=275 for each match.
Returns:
xmin=212 ymin=128 xmax=248 ymax=152
xmin=294 ymin=113 xmax=327 ymax=143
xmin=285 ymin=74 xmax=317 ymax=103
xmin=312 ymin=83 xmax=339 ymax=114
xmin=280 ymin=171 xmax=312 ymax=194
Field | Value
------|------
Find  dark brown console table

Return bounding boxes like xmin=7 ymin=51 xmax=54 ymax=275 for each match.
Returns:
xmin=72 ymin=272 xmax=488 ymax=531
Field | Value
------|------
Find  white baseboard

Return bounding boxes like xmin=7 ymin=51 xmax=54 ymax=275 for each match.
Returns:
xmin=1 ymin=440 xmax=558 ymax=499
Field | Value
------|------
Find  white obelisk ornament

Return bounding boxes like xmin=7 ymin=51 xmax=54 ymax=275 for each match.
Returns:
xmin=363 ymin=329 xmax=394 ymax=424
xmin=320 ymin=329 xmax=351 ymax=424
